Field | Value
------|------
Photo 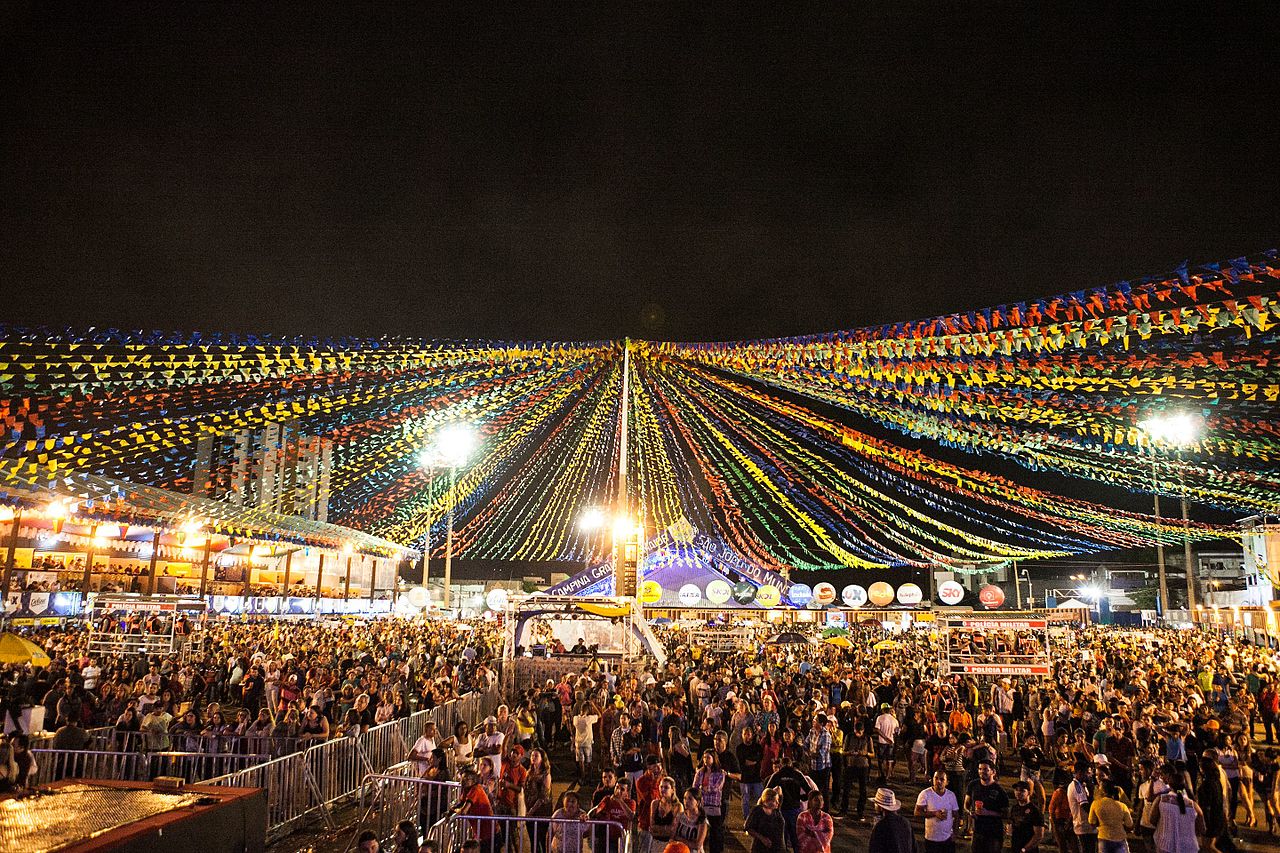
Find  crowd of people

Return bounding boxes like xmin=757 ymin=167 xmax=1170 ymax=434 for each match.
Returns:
xmin=398 ymin=621 xmax=1280 ymax=853
xmin=0 ymin=619 xmax=503 ymax=767
xmin=3 ymin=610 xmax=1280 ymax=853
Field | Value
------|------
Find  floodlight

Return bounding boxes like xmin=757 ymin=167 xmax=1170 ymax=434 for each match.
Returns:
xmin=1139 ymin=412 xmax=1203 ymax=448
xmin=435 ymin=423 xmax=479 ymax=467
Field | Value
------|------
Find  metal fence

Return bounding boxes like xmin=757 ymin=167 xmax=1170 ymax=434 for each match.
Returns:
xmin=32 ymin=748 xmax=270 ymax=785
xmin=348 ymin=774 xmax=460 ymax=850
xmin=345 ymin=779 xmax=631 ymax=853
xmin=203 ymin=684 xmax=501 ymax=843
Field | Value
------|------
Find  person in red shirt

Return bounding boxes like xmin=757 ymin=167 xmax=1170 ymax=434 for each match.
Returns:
xmin=589 ymin=780 xmax=636 ymax=853
xmin=496 ymin=745 xmax=528 ymax=817
xmin=454 ymin=771 xmax=495 ymax=842
xmin=636 ymin=756 xmax=665 ymax=846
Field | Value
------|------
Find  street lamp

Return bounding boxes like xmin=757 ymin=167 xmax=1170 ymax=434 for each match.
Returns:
xmin=578 ymin=507 xmax=607 ymax=570
xmin=1139 ymin=411 xmax=1203 ymax=612
xmin=422 ymin=422 xmax=478 ymax=607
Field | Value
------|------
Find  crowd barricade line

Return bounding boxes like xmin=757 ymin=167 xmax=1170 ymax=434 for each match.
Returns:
xmin=86 ymin=728 xmax=306 ymax=757
xmin=199 ymin=684 xmax=502 ymax=843
xmin=348 ymin=774 xmax=460 ymax=851
xmin=31 ymin=748 xmax=271 ymax=785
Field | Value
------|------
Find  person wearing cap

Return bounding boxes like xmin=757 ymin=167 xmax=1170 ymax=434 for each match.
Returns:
xmin=1010 ymin=781 xmax=1045 ymax=853
xmin=966 ymin=759 xmax=1010 ymax=853
xmin=875 ymin=704 xmax=900 ymax=784
xmin=868 ymin=788 xmax=917 ymax=853
xmin=473 ymin=716 xmax=505 ymax=778
xmin=766 ymin=753 xmax=814 ymax=853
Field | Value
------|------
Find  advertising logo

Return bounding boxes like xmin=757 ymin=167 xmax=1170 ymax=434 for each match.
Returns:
xmin=787 ymin=583 xmax=813 ymax=607
xmin=813 ymin=582 xmax=837 ymax=605
xmin=978 ymin=584 xmax=1006 ymax=609
xmin=677 ymin=584 xmax=703 ymax=607
xmin=756 ymin=585 xmax=781 ymax=608
xmin=868 ymin=581 xmax=895 ymax=607
xmin=705 ymin=579 xmax=733 ymax=605
xmin=640 ymin=580 xmax=663 ymax=604
xmin=841 ymin=584 xmax=868 ymax=608
xmin=937 ymin=580 xmax=966 ymax=606
xmin=896 ymin=583 xmax=923 ymax=606
xmin=731 ymin=582 xmax=757 ymax=605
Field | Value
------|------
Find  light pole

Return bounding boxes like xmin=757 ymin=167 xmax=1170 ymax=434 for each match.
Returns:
xmin=1139 ymin=412 xmax=1203 ymax=613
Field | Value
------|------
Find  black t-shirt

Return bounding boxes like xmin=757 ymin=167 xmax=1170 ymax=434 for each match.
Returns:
xmin=1020 ymin=746 xmax=1046 ymax=772
xmin=967 ymin=780 xmax=1009 ymax=838
xmin=1010 ymin=802 xmax=1043 ymax=852
xmin=766 ymin=767 xmax=814 ymax=810
xmin=718 ymin=748 xmax=741 ymax=776
xmin=737 ymin=742 xmax=764 ymax=784
xmin=745 ymin=806 xmax=786 ymax=853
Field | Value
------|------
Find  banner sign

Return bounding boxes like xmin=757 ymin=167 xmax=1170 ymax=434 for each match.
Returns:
xmin=691 ymin=533 xmax=793 ymax=597
xmin=946 ymin=618 xmax=1047 ymax=630
xmin=4 ymin=591 xmax=82 ymax=619
xmin=955 ymin=663 xmax=1053 ymax=676
xmin=545 ymin=560 xmax=615 ymax=596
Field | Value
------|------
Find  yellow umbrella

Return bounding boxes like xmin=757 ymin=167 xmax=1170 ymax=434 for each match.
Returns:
xmin=0 ymin=632 xmax=52 ymax=667
xmin=872 ymin=639 xmax=902 ymax=651
xmin=823 ymin=636 xmax=853 ymax=648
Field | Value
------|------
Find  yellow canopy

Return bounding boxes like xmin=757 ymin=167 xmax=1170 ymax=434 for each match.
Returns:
xmin=575 ymin=602 xmax=631 ymax=618
xmin=823 ymin=636 xmax=853 ymax=648
xmin=872 ymin=639 xmax=902 ymax=651
xmin=0 ymin=632 xmax=51 ymax=667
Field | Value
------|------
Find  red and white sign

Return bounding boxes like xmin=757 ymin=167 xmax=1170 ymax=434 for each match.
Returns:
xmin=937 ymin=580 xmax=966 ymax=606
xmin=947 ymin=618 xmax=1047 ymax=630
xmin=813 ymin=582 xmax=837 ymax=605
xmin=978 ymin=584 xmax=1005 ymax=609
xmin=955 ymin=663 xmax=1052 ymax=676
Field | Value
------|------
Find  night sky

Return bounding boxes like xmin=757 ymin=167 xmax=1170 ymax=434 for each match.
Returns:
xmin=2 ymin=5 xmax=1277 ymax=344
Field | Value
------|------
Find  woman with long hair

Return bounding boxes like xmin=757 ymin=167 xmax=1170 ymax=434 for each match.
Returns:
xmin=693 ymin=751 xmax=726 ymax=853
xmin=1233 ymin=731 xmax=1256 ymax=829
xmin=759 ymin=720 xmax=783 ymax=781
xmin=673 ymin=788 xmax=709 ymax=853
xmin=1147 ymin=762 xmax=1205 ymax=853
xmin=523 ymin=748 xmax=553 ymax=853
xmin=649 ymin=776 xmax=681 ymax=853
xmin=744 ymin=787 xmax=785 ymax=853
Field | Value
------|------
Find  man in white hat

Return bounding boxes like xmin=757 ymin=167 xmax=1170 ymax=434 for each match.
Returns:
xmin=868 ymin=787 xmax=918 ymax=853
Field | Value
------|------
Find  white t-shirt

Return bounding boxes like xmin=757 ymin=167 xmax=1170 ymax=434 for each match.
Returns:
xmin=475 ymin=731 xmax=505 ymax=777
xmin=874 ymin=713 xmax=899 ymax=745
xmin=916 ymin=787 xmax=958 ymax=842
xmin=81 ymin=665 xmax=100 ymax=690
xmin=573 ymin=713 xmax=599 ymax=746
xmin=411 ymin=735 xmax=437 ymax=776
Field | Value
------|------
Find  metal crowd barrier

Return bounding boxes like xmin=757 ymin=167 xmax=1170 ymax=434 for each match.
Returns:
xmin=349 ymin=775 xmax=460 ymax=851
xmin=203 ymin=685 xmax=501 ymax=843
xmin=345 ymin=782 xmax=631 ymax=853
xmin=87 ymin=728 xmax=308 ymax=757
xmin=32 ymin=748 xmax=270 ymax=785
